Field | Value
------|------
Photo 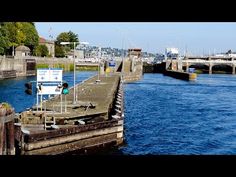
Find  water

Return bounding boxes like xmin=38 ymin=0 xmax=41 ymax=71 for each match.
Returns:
xmin=120 ymin=74 xmax=236 ymax=155
xmin=0 ymin=71 xmax=96 ymax=113
xmin=1 ymin=72 xmax=236 ymax=154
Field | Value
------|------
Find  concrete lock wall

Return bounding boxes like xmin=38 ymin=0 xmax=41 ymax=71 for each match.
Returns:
xmin=0 ymin=58 xmax=29 ymax=77
xmin=0 ymin=58 xmax=15 ymax=70
xmin=14 ymin=59 xmax=27 ymax=76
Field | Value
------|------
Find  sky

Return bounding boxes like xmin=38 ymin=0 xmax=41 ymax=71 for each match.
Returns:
xmin=35 ymin=22 xmax=236 ymax=55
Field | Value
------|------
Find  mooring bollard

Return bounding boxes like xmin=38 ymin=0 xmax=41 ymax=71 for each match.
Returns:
xmin=0 ymin=103 xmax=15 ymax=155
xmin=0 ymin=118 xmax=4 ymax=155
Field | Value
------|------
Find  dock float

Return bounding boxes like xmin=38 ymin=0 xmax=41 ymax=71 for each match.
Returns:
xmin=163 ymin=70 xmax=197 ymax=81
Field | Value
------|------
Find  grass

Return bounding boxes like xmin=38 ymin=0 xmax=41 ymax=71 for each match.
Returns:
xmin=36 ymin=63 xmax=98 ymax=71
xmin=36 ymin=64 xmax=49 ymax=69
xmin=77 ymin=66 xmax=98 ymax=71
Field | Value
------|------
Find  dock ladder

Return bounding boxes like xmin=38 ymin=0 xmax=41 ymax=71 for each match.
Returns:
xmin=44 ymin=116 xmax=56 ymax=130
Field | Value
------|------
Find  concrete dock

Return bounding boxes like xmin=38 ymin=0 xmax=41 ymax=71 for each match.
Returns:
xmin=15 ymin=74 xmax=125 ymax=155
xmin=163 ymin=70 xmax=197 ymax=81
xmin=0 ymin=53 xmax=144 ymax=155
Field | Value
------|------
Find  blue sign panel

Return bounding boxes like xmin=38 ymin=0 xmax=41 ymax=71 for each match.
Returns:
xmin=109 ymin=60 xmax=116 ymax=67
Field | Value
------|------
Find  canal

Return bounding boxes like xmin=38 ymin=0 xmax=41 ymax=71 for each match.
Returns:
xmin=1 ymin=72 xmax=236 ymax=154
xmin=0 ymin=71 xmax=96 ymax=113
xmin=121 ymin=73 xmax=236 ymax=154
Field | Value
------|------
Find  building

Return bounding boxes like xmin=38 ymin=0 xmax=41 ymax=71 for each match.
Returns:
xmin=128 ymin=48 xmax=142 ymax=58
xmin=15 ymin=45 xmax=31 ymax=57
xmin=165 ymin=48 xmax=179 ymax=60
xmin=39 ymin=37 xmax=55 ymax=57
xmin=65 ymin=49 xmax=84 ymax=59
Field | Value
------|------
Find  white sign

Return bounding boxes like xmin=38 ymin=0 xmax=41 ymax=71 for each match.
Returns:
xmin=37 ymin=69 xmax=50 ymax=82
xmin=50 ymin=69 xmax=63 ymax=82
xmin=38 ymin=85 xmax=62 ymax=95
xmin=37 ymin=69 xmax=63 ymax=82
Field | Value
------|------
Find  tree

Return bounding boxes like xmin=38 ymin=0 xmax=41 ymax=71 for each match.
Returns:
xmin=34 ymin=45 xmax=49 ymax=57
xmin=56 ymin=32 xmax=70 ymax=45
xmin=68 ymin=30 xmax=79 ymax=49
xmin=0 ymin=24 xmax=11 ymax=55
xmin=55 ymin=45 xmax=65 ymax=58
xmin=55 ymin=31 xmax=79 ymax=57
xmin=0 ymin=22 xmax=39 ymax=55
xmin=3 ymin=22 xmax=19 ymax=55
xmin=21 ymin=22 xmax=39 ymax=52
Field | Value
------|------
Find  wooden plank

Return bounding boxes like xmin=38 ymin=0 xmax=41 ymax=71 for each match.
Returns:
xmin=24 ymin=125 xmax=123 ymax=151
xmin=14 ymin=123 xmax=22 ymax=142
xmin=3 ymin=114 xmax=15 ymax=123
xmin=6 ymin=121 xmax=15 ymax=155
xmin=24 ymin=119 xmax=121 ymax=143
xmin=3 ymin=123 xmax=7 ymax=155
xmin=23 ymin=133 xmax=118 ymax=155
xmin=0 ymin=122 xmax=4 ymax=155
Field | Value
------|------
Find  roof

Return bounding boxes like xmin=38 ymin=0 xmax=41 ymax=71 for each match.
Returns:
xmin=39 ymin=37 xmax=46 ymax=43
xmin=15 ymin=45 xmax=30 ymax=51
xmin=39 ymin=37 xmax=54 ymax=44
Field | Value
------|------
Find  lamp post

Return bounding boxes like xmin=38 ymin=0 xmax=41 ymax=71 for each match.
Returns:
xmin=60 ymin=41 xmax=78 ymax=104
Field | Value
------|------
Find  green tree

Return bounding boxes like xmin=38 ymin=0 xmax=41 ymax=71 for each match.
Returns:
xmin=0 ymin=22 xmax=39 ymax=55
xmin=34 ymin=45 xmax=49 ymax=57
xmin=55 ymin=31 xmax=79 ymax=57
xmin=21 ymin=22 xmax=39 ymax=52
xmin=55 ymin=45 xmax=65 ymax=58
xmin=3 ymin=22 xmax=18 ymax=55
xmin=0 ymin=24 xmax=11 ymax=55
xmin=56 ymin=32 xmax=70 ymax=45
xmin=68 ymin=30 xmax=79 ymax=49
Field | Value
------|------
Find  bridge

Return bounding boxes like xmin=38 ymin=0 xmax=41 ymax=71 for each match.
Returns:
xmin=167 ymin=56 xmax=236 ymax=74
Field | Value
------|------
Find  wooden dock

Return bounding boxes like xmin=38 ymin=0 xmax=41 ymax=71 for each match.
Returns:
xmin=15 ymin=74 xmax=124 ymax=155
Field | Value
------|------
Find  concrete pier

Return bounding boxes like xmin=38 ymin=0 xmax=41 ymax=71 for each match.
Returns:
xmin=15 ymin=74 xmax=125 ymax=155
xmin=0 ymin=55 xmax=143 ymax=155
xmin=163 ymin=70 xmax=197 ymax=81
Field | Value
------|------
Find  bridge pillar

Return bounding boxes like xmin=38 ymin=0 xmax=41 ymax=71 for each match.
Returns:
xmin=171 ymin=60 xmax=177 ymax=71
xmin=209 ymin=63 xmax=212 ymax=74
xmin=177 ymin=59 xmax=182 ymax=71
xmin=165 ymin=60 xmax=171 ymax=70
xmin=186 ymin=63 xmax=189 ymax=72
xmin=232 ymin=65 xmax=235 ymax=75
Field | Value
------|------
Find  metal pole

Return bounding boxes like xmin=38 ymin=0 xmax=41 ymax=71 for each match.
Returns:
xmin=73 ymin=42 xmax=76 ymax=104
xmin=98 ymin=47 xmax=101 ymax=81
xmin=60 ymin=94 xmax=62 ymax=113
xmin=44 ymin=99 xmax=46 ymax=114
xmin=12 ymin=45 xmax=14 ymax=57
xmin=36 ymin=93 xmax=38 ymax=111
xmin=65 ymin=95 xmax=67 ymax=112
xmin=98 ymin=58 xmax=100 ymax=81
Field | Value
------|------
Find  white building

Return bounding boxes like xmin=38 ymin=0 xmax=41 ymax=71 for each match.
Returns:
xmin=165 ymin=48 xmax=179 ymax=60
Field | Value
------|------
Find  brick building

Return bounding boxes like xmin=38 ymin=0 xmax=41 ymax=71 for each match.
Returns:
xmin=39 ymin=37 xmax=55 ymax=57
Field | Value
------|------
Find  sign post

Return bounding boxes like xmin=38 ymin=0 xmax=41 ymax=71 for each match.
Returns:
xmin=36 ymin=68 xmax=63 ymax=113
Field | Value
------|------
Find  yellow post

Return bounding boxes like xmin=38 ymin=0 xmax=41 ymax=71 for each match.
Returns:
xmin=105 ymin=67 xmax=110 ymax=77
